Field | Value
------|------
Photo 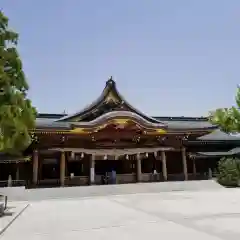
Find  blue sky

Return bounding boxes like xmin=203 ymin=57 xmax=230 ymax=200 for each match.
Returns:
xmin=2 ymin=0 xmax=240 ymax=117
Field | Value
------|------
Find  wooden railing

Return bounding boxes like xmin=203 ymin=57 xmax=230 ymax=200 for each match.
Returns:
xmin=0 ymin=180 xmax=26 ymax=188
xmin=64 ymin=176 xmax=89 ymax=186
xmin=116 ymin=174 xmax=136 ymax=184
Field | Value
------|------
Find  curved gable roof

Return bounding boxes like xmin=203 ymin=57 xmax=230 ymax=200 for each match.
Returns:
xmin=57 ymin=77 xmax=161 ymax=124
xmin=70 ymin=111 xmax=167 ymax=129
xmin=198 ymin=129 xmax=240 ymax=141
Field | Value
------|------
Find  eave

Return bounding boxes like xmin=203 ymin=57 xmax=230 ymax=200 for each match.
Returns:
xmin=189 ymin=147 xmax=240 ymax=159
xmin=185 ymin=140 xmax=240 ymax=147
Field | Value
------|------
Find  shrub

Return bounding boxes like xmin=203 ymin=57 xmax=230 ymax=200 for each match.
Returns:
xmin=217 ymin=157 xmax=240 ymax=187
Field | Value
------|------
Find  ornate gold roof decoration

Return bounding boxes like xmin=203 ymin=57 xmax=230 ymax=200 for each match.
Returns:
xmin=112 ymin=119 xmax=129 ymax=125
xmin=156 ymin=129 xmax=167 ymax=134
xmin=105 ymin=91 xmax=119 ymax=104
xmin=70 ymin=128 xmax=90 ymax=134
xmin=93 ymin=124 xmax=108 ymax=132
xmin=146 ymin=128 xmax=167 ymax=135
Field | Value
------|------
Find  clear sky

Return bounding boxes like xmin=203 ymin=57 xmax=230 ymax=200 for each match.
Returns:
xmin=1 ymin=0 xmax=240 ymax=117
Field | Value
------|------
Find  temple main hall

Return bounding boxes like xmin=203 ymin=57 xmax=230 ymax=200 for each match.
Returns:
xmin=1 ymin=78 xmax=240 ymax=188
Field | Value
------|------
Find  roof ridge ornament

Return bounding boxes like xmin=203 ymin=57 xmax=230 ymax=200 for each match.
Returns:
xmin=106 ymin=76 xmax=115 ymax=85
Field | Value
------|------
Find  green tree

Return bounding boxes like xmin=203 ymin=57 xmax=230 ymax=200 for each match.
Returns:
xmin=217 ymin=157 xmax=240 ymax=187
xmin=0 ymin=11 xmax=36 ymax=154
xmin=209 ymin=86 xmax=240 ymax=133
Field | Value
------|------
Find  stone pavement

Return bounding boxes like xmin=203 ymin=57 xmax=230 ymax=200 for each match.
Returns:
xmin=1 ymin=188 xmax=240 ymax=239
xmin=0 ymin=202 xmax=28 ymax=236
xmin=6 ymin=180 xmax=224 ymax=201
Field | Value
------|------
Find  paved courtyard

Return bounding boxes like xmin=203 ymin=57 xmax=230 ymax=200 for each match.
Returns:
xmin=1 ymin=186 xmax=240 ymax=239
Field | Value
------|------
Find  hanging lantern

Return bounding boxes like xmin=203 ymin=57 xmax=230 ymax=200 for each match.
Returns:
xmin=145 ymin=153 xmax=148 ymax=157
xmin=126 ymin=154 xmax=129 ymax=160
xmin=71 ymin=152 xmax=75 ymax=159
xmin=104 ymin=155 xmax=107 ymax=160
xmin=81 ymin=152 xmax=84 ymax=158
xmin=154 ymin=152 xmax=157 ymax=157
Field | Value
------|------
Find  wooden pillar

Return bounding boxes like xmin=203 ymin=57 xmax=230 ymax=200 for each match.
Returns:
xmin=89 ymin=155 xmax=95 ymax=185
xmin=136 ymin=153 xmax=142 ymax=182
xmin=80 ymin=153 xmax=84 ymax=176
xmin=181 ymin=147 xmax=188 ymax=180
xmin=60 ymin=151 xmax=66 ymax=187
xmin=39 ymin=157 xmax=43 ymax=181
xmin=16 ymin=163 xmax=20 ymax=181
xmin=192 ymin=158 xmax=197 ymax=176
xmin=161 ymin=151 xmax=167 ymax=181
xmin=32 ymin=150 xmax=38 ymax=185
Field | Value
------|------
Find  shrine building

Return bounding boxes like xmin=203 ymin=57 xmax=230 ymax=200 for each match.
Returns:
xmin=1 ymin=78 xmax=240 ymax=188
